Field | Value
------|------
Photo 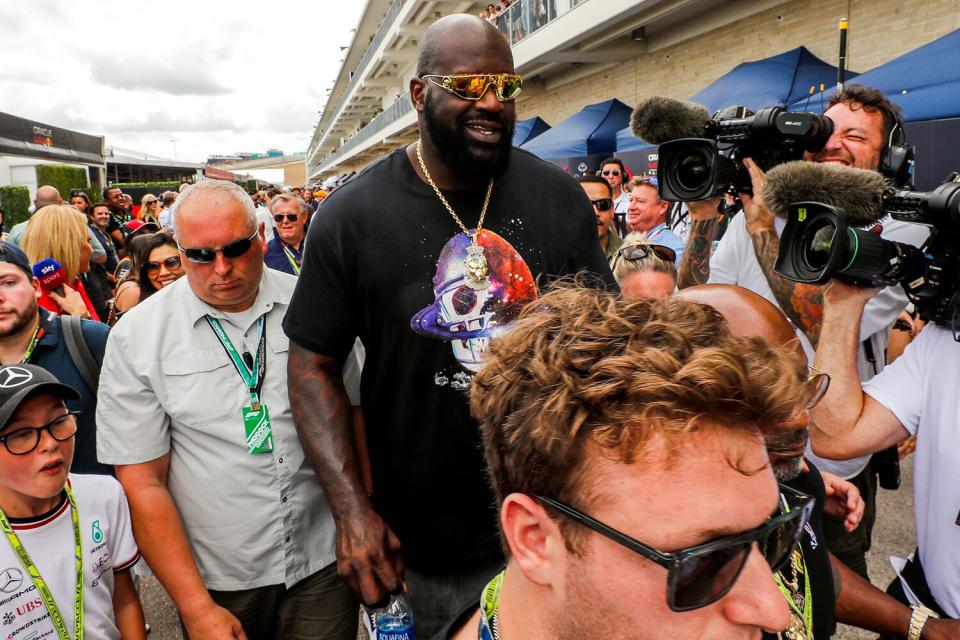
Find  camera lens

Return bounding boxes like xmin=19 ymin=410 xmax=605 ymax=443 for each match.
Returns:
xmin=802 ymin=219 xmax=839 ymax=271
xmin=675 ymin=151 xmax=710 ymax=192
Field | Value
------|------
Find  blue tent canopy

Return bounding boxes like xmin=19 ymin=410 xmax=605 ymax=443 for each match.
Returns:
xmin=617 ymin=46 xmax=855 ymax=153
xmin=521 ymin=99 xmax=632 ymax=159
xmin=788 ymin=28 xmax=960 ymax=122
xmin=512 ymin=116 xmax=551 ymax=146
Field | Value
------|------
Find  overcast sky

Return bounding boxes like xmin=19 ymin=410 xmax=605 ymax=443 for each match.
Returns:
xmin=0 ymin=0 xmax=365 ymax=163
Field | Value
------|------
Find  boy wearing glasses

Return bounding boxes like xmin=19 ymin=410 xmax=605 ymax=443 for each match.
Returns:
xmin=0 ymin=364 xmax=144 ymax=639
xmin=436 ymin=286 xmax=812 ymax=639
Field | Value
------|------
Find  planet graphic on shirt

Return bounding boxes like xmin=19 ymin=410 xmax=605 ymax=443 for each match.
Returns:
xmin=411 ymin=229 xmax=538 ymax=372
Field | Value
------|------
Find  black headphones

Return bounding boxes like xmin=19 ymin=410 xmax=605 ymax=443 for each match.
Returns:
xmin=879 ymin=115 xmax=915 ymax=187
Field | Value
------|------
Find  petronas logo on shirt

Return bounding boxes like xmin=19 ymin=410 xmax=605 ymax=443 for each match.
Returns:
xmin=92 ymin=519 xmax=104 ymax=543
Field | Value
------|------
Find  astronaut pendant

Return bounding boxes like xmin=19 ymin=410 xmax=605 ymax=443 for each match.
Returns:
xmin=465 ymin=243 xmax=490 ymax=290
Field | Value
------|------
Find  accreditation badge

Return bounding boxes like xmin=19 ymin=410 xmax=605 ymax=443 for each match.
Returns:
xmin=243 ymin=404 xmax=274 ymax=454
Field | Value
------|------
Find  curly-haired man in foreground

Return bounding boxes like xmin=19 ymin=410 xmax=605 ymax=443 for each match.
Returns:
xmin=435 ymin=285 xmax=814 ymax=640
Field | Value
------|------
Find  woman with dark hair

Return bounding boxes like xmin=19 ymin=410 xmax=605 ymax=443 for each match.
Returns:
xmin=112 ymin=233 xmax=158 ymax=321
xmin=69 ymin=190 xmax=92 ymax=214
xmin=136 ymin=233 xmax=184 ymax=302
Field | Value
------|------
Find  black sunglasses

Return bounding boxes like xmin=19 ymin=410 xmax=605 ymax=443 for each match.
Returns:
xmin=601 ymin=169 xmax=622 ymax=177
xmin=273 ymin=213 xmax=299 ymax=223
xmin=143 ymin=256 xmax=182 ymax=273
xmin=177 ymin=229 xmax=259 ymax=264
xmin=618 ymin=244 xmax=677 ymax=263
xmin=590 ymin=198 xmax=613 ymax=212
xmin=0 ymin=411 xmax=80 ymax=455
xmin=536 ymin=485 xmax=814 ymax=612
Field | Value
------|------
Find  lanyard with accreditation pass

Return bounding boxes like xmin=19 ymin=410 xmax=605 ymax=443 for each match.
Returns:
xmin=478 ymin=570 xmax=504 ymax=640
xmin=20 ymin=322 xmax=45 ymax=363
xmin=282 ymin=244 xmax=301 ymax=276
xmin=205 ymin=315 xmax=274 ymax=455
xmin=0 ymin=483 xmax=83 ymax=640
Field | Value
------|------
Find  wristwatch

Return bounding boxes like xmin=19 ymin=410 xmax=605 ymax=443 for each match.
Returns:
xmin=908 ymin=604 xmax=939 ymax=640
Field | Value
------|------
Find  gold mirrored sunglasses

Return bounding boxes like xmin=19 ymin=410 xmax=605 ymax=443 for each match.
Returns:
xmin=422 ymin=73 xmax=523 ymax=101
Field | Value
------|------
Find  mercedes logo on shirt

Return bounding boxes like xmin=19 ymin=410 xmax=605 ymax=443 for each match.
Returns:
xmin=0 ymin=568 xmax=23 ymax=593
xmin=0 ymin=367 xmax=32 ymax=389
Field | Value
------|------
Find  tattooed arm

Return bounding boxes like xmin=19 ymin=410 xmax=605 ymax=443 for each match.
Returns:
xmin=742 ymin=158 xmax=824 ymax=347
xmin=677 ymin=198 xmax=722 ymax=289
xmin=288 ymin=342 xmax=404 ymax=605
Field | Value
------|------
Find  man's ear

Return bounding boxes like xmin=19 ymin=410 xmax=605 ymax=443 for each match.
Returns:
xmin=501 ymin=493 xmax=567 ymax=588
xmin=410 ymin=77 xmax=427 ymax=112
xmin=32 ymin=278 xmax=41 ymax=300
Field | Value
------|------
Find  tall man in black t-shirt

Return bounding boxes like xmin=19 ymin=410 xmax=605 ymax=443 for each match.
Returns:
xmin=283 ymin=13 xmax=614 ymax=636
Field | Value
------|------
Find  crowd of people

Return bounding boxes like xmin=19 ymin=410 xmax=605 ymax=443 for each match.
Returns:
xmin=0 ymin=11 xmax=955 ymax=640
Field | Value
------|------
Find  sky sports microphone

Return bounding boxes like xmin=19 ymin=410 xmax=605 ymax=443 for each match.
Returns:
xmin=629 ymin=96 xmax=712 ymax=144
xmin=763 ymin=160 xmax=887 ymax=225
xmin=32 ymin=258 xmax=67 ymax=296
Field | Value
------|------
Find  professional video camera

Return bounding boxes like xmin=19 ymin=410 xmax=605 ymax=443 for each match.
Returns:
xmin=629 ymin=97 xmax=834 ymax=201
xmin=773 ymin=162 xmax=960 ymax=329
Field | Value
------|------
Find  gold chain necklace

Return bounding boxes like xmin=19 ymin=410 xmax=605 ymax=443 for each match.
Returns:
xmin=416 ymin=140 xmax=494 ymax=290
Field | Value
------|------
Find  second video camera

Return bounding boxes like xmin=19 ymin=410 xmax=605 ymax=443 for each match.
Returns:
xmin=658 ymin=106 xmax=834 ymax=201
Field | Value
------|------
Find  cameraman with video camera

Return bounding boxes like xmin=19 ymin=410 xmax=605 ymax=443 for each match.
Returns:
xmin=811 ymin=274 xmax=960 ymax=633
xmin=673 ymin=86 xmax=929 ymax=580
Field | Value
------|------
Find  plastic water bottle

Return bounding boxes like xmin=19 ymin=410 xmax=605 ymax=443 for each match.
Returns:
xmin=374 ymin=595 xmax=415 ymax=640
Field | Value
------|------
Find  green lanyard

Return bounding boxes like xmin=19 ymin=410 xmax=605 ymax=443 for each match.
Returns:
xmin=282 ymin=245 xmax=301 ymax=276
xmin=478 ymin=570 xmax=504 ymax=640
xmin=206 ymin=315 xmax=267 ymax=410
xmin=20 ymin=322 xmax=44 ymax=364
xmin=774 ymin=493 xmax=813 ymax=639
xmin=0 ymin=484 xmax=83 ymax=640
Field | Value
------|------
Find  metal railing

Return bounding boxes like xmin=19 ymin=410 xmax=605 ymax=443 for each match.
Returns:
xmin=317 ymin=94 xmax=414 ymax=172
xmin=490 ymin=0 xmax=589 ymax=46
xmin=308 ymin=0 xmax=410 ymax=159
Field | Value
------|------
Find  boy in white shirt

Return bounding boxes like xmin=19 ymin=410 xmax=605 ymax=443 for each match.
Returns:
xmin=0 ymin=363 xmax=144 ymax=639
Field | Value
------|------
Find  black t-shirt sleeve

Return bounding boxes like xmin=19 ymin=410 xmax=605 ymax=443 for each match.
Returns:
xmin=282 ymin=197 xmax=360 ymax=359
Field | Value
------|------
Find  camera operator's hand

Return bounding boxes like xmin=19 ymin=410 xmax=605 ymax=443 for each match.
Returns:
xmin=823 ymin=279 xmax=883 ymax=311
xmin=739 ymin=158 xmax=775 ymax=234
xmin=686 ymin=196 xmax=722 ymax=221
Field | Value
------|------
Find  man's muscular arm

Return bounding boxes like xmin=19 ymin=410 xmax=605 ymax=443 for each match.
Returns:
xmin=287 ymin=342 xmax=403 ymax=606
xmin=742 ymin=158 xmax=824 ymax=346
xmin=677 ymin=198 xmax=722 ymax=289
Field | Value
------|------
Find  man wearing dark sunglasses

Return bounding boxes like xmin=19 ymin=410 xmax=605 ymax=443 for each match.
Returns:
xmin=264 ymin=194 xmax=308 ymax=276
xmin=97 ymin=180 xmax=361 ymax=640
xmin=284 ymin=14 xmax=615 ymax=638
xmin=578 ymin=175 xmax=620 ymax=261
xmin=434 ymin=286 xmax=813 ymax=639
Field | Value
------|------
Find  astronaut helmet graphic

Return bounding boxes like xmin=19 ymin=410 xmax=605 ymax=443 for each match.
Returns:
xmin=411 ymin=229 xmax=538 ymax=372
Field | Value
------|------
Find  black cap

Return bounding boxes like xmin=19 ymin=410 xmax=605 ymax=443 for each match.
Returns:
xmin=0 ymin=242 xmax=32 ymax=277
xmin=0 ymin=365 xmax=80 ymax=432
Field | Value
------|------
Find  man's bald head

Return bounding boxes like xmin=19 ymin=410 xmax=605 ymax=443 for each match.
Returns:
xmin=677 ymin=285 xmax=810 ymax=482
xmin=676 ymin=284 xmax=804 ymax=360
xmin=417 ymin=14 xmax=513 ymax=76
xmin=34 ymin=185 xmax=62 ymax=209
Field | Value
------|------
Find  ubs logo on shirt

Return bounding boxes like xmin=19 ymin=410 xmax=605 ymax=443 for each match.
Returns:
xmin=411 ymin=230 xmax=537 ymax=379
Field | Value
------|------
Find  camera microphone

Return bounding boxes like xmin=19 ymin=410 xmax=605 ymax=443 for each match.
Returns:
xmin=764 ymin=161 xmax=887 ymax=226
xmin=630 ymin=96 xmax=711 ymax=144
xmin=32 ymin=258 xmax=67 ymax=297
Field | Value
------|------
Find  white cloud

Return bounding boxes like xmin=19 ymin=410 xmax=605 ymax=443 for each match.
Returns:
xmin=0 ymin=0 xmax=364 ymax=163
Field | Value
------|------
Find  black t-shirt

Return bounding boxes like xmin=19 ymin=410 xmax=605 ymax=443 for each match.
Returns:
xmin=283 ymin=147 xmax=615 ymax=573
xmin=764 ymin=464 xmax=836 ymax=640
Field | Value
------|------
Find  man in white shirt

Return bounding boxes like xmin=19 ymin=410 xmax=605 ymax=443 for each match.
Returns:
xmin=96 ymin=180 xmax=358 ymax=640
xmin=675 ymin=85 xmax=927 ymax=579
xmin=811 ymin=279 xmax=959 ymax=629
